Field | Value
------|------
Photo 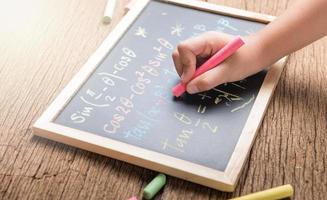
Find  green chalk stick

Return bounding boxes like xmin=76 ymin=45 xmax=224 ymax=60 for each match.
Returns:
xmin=143 ymin=173 xmax=166 ymax=199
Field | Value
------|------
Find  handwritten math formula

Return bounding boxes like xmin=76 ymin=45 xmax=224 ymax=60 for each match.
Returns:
xmin=56 ymin=1 xmax=266 ymax=171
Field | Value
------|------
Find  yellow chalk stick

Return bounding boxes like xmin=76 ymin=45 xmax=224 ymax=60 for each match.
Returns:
xmin=230 ymin=184 xmax=294 ymax=200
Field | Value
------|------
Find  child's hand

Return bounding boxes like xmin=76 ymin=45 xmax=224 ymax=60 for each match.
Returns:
xmin=172 ymin=32 xmax=265 ymax=94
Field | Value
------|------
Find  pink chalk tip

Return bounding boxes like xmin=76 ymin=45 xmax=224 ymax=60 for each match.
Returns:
xmin=172 ymin=82 xmax=186 ymax=97
xmin=127 ymin=197 xmax=138 ymax=200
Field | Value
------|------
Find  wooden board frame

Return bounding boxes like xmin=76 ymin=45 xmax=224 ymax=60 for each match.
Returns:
xmin=33 ymin=0 xmax=287 ymax=192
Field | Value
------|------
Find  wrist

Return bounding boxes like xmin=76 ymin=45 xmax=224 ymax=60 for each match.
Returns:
xmin=243 ymin=34 xmax=268 ymax=71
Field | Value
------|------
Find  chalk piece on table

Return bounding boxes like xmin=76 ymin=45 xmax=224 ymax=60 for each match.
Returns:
xmin=125 ymin=0 xmax=138 ymax=12
xmin=103 ymin=0 xmax=117 ymax=24
xmin=127 ymin=197 xmax=137 ymax=200
xmin=230 ymin=184 xmax=294 ymax=200
xmin=143 ymin=173 xmax=166 ymax=199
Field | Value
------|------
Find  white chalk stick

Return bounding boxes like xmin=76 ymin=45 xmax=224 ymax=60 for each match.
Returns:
xmin=103 ymin=0 xmax=117 ymax=24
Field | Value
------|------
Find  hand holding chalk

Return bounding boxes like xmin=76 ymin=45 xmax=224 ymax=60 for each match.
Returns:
xmin=172 ymin=36 xmax=245 ymax=97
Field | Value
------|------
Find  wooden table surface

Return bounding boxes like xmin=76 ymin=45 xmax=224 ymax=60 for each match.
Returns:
xmin=0 ymin=0 xmax=326 ymax=199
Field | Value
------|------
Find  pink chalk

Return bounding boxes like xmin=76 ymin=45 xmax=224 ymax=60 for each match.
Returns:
xmin=125 ymin=0 xmax=138 ymax=12
xmin=127 ymin=197 xmax=137 ymax=200
xmin=172 ymin=36 xmax=245 ymax=97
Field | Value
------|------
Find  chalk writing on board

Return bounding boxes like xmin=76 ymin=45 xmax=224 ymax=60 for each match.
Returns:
xmin=197 ymin=105 xmax=206 ymax=113
xmin=192 ymin=24 xmax=206 ymax=37
xmin=69 ymin=47 xmax=137 ymax=125
xmin=80 ymin=90 xmax=110 ymax=107
xmin=161 ymin=128 xmax=193 ymax=153
xmin=55 ymin=0 xmax=267 ymax=171
xmin=161 ymin=110 xmax=220 ymax=153
xmin=231 ymin=82 xmax=246 ymax=89
xmin=171 ymin=23 xmax=184 ymax=37
xmin=231 ymin=94 xmax=255 ymax=112
xmin=123 ymin=106 xmax=160 ymax=140
xmin=135 ymin=26 xmax=147 ymax=38
xmin=217 ymin=18 xmax=238 ymax=32
xmin=102 ymin=37 xmax=174 ymax=135
xmin=113 ymin=47 xmax=137 ymax=71
xmin=173 ymin=112 xmax=218 ymax=133
xmin=245 ymin=29 xmax=254 ymax=35
xmin=194 ymin=24 xmax=206 ymax=32
xmin=70 ymin=107 xmax=93 ymax=124
xmin=198 ymin=93 xmax=211 ymax=100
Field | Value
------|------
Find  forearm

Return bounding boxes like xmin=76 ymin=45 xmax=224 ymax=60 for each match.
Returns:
xmin=254 ymin=0 xmax=327 ymax=68
xmin=173 ymin=0 xmax=327 ymax=93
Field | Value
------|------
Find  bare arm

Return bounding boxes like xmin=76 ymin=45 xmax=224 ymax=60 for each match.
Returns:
xmin=255 ymin=0 xmax=327 ymax=68
xmin=173 ymin=0 xmax=327 ymax=94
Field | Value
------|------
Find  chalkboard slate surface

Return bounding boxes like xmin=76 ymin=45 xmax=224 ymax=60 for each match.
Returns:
xmin=55 ymin=0 xmax=266 ymax=171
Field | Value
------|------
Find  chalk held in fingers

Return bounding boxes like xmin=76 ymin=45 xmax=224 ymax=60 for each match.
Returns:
xmin=143 ymin=173 xmax=166 ymax=199
xmin=229 ymin=184 xmax=294 ymax=200
xmin=172 ymin=36 xmax=245 ymax=97
xmin=103 ymin=0 xmax=117 ymax=24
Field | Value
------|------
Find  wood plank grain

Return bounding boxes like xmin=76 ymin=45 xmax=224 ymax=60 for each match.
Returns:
xmin=0 ymin=0 xmax=326 ymax=199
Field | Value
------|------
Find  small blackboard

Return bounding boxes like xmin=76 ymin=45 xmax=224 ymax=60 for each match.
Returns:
xmin=33 ymin=0 xmax=287 ymax=191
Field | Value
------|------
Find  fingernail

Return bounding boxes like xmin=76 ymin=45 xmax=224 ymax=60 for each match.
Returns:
xmin=187 ymin=85 xmax=199 ymax=94
xmin=181 ymin=73 xmax=185 ymax=81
